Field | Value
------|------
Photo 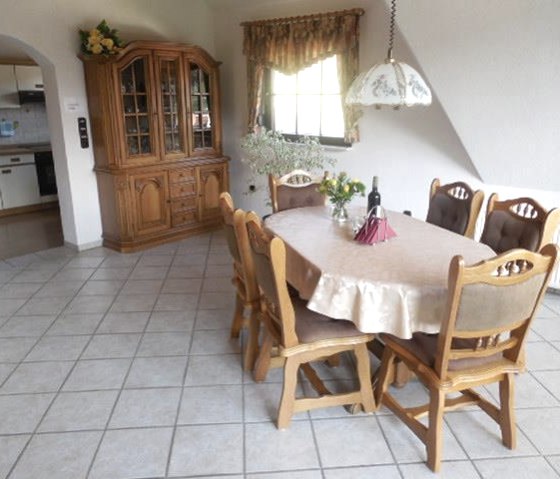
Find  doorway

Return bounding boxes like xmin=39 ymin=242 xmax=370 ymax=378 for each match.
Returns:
xmin=0 ymin=42 xmax=64 ymax=259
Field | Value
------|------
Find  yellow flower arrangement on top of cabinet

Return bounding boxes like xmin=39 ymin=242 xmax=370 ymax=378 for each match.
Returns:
xmin=79 ymin=20 xmax=123 ymax=56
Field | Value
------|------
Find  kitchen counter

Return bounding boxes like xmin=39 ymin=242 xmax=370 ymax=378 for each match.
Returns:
xmin=0 ymin=143 xmax=51 ymax=155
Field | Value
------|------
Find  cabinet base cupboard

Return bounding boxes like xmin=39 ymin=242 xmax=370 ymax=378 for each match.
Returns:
xmin=81 ymin=41 xmax=229 ymax=252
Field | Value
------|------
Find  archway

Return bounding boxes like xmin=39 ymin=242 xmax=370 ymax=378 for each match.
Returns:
xmin=0 ymin=34 xmax=82 ymax=253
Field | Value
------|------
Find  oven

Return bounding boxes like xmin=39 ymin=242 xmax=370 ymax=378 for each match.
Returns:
xmin=34 ymin=151 xmax=57 ymax=196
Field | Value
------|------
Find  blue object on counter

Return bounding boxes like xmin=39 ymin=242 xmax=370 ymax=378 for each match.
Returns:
xmin=0 ymin=119 xmax=16 ymax=137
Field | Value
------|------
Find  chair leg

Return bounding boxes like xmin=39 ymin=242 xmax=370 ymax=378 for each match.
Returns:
xmin=374 ymin=347 xmax=396 ymax=406
xmin=277 ymin=356 xmax=300 ymax=429
xmin=426 ymin=387 xmax=445 ymax=473
xmin=354 ymin=344 xmax=376 ymax=413
xmin=230 ymin=293 xmax=245 ymax=339
xmin=253 ymin=331 xmax=273 ymax=382
xmin=393 ymin=361 xmax=413 ymax=388
xmin=499 ymin=373 xmax=516 ymax=449
xmin=243 ymin=306 xmax=260 ymax=371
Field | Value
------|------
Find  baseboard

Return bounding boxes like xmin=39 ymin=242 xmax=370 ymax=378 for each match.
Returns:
xmin=64 ymin=239 xmax=103 ymax=252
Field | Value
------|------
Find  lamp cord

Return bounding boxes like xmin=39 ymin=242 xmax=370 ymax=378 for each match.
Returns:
xmin=388 ymin=0 xmax=397 ymax=60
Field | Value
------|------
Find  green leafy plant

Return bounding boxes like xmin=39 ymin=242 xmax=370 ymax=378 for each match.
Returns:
xmin=240 ymin=128 xmax=335 ymax=192
xmin=318 ymin=171 xmax=365 ymax=206
xmin=79 ymin=20 xmax=123 ymax=56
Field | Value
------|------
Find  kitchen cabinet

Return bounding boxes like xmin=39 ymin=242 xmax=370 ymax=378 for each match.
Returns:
xmin=81 ymin=41 xmax=229 ymax=252
xmin=14 ymin=65 xmax=44 ymax=91
xmin=0 ymin=65 xmax=20 ymax=109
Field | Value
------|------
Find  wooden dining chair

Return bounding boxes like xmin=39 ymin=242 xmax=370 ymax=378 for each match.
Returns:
xmin=374 ymin=245 xmax=558 ymax=472
xmin=480 ymin=193 xmax=560 ymax=254
xmin=426 ymin=178 xmax=484 ymax=239
xmin=218 ymin=192 xmax=261 ymax=370
xmin=245 ymin=211 xmax=376 ymax=428
xmin=269 ymin=169 xmax=326 ymax=213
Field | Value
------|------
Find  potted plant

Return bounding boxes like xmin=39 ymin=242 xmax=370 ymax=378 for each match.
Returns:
xmin=240 ymin=128 xmax=335 ymax=196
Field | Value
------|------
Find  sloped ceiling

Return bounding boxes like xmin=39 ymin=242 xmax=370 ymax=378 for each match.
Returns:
xmin=396 ymin=0 xmax=560 ymax=192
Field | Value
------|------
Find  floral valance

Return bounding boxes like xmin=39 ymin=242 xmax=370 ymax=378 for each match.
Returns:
xmin=242 ymin=9 xmax=363 ymax=75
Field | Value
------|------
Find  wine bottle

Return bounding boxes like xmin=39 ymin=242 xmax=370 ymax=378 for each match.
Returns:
xmin=367 ymin=176 xmax=381 ymax=213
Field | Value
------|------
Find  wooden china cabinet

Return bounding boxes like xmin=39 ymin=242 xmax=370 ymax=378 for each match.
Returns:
xmin=81 ymin=41 xmax=229 ymax=252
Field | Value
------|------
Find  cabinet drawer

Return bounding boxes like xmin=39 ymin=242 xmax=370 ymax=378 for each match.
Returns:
xmin=171 ymin=197 xmax=196 ymax=213
xmin=169 ymin=168 xmax=195 ymax=184
xmin=170 ymin=182 xmax=196 ymax=198
xmin=172 ymin=211 xmax=197 ymax=226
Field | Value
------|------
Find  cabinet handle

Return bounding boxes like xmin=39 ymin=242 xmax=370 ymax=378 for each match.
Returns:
xmin=10 ymin=157 xmax=21 ymax=163
xmin=1 ymin=169 xmax=11 ymax=174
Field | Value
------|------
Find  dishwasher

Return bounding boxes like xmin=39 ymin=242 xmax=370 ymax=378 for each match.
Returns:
xmin=0 ymin=153 xmax=41 ymax=209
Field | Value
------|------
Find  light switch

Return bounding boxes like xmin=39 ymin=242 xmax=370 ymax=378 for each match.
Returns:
xmin=78 ymin=117 xmax=89 ymax=148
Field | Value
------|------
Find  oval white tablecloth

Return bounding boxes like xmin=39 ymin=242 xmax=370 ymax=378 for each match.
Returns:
xmin=265 ymin=206 xmax=496 ymax=338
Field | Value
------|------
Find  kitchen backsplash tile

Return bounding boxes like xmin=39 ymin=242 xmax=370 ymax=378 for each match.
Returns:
xmin=0 ymin=103 xmax=50 ymax=145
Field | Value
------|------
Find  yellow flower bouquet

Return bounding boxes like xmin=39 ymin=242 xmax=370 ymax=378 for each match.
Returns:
xmin=318 ymin=171 xmax=365 ymax=222
xmin=79 ymin=20 xmax=123 ymax=56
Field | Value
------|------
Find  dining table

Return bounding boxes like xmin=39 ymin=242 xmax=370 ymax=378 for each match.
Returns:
xmin=264 ymin=206 xmax=496 ymax=339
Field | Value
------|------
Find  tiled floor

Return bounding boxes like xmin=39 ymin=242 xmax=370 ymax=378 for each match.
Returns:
xmin=0 ymin=231 xmax=560 ymax=478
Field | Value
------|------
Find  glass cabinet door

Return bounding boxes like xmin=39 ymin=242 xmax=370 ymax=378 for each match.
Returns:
xmin=118 ymin=55 xmax=158 ymax=163
xmin=157 ymin=54 xmax=187 ymax=159
xmin=189 ymin=62 xmax=217 ymax=155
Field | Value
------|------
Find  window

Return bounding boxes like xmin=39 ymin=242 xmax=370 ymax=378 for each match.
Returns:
xmin=242 ymin=9 xmax=363 ymax=143
xmin=263 ymin=56 xmax=346 ymax=146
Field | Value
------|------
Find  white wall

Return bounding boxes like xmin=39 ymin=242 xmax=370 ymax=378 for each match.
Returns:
xmin=397 ymin=0 xmax=560 ymax=194
xmin=0 ymin=0 xmax=215 ymax=249
xmin=213 ymin=0 xmax=482 ymax=219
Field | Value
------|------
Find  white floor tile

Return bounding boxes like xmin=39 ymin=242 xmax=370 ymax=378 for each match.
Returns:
xmin=0 ymin=393 xmax=54 ymax=433
xmin=62 ymin=358 xmax=131 ymax=391
xmin=245 ymin=421 xmax=320 ymax=473
xmin=9 ymin=431 xmax=102 ymax=479
xmin=178 ymin=384 xmax=243 ymax=424
xmin=38 ymin=390 xmax=118 ymax=432
xmin=89 ymin=427 xmax=173 ymax=479
xmin=168 ymin=424 xmax=244 ymax=477
xmin=378 ymin=413 xmax=467 ymax=463
xmin=136 ymin=332 xmax=191 ymax=356
xmin=399 ymin=461 xmax=480 ymax=478
xmin=0 ymin=361 xmax=74 ymax=393
xmin=516 ymin=408 xmax=560 ymax=455
xmin=0 ymin=435 xmax=30 ymax=478
xmin=314 ymin=417 xmax=394 ymax=467
xmin=24 ymin=335 xmax=89 ymax=361
xmin=146 ymin=310 xmax=195 ymax=332
xmin=445 ymin=410 xmax=538 ymax=459
xmin=185 ymin=353 xmax=243 ymax=386
xmin=125 ymin=356 xmax=187 ymax=388
xmin=109 ymin=387 xmax=181 ymax=428
xmin=474 ymin=456 xmax=559 ymax=479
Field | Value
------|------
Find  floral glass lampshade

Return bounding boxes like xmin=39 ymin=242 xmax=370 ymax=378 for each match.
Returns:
xmin=345 ymin=59 xmax=431 ymax=107
xmin=345 ymin=0 xmax=431 ymax=108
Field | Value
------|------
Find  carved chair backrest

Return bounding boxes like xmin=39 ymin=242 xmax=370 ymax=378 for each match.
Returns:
xmin=218 ymin=192 xmax=259 ymax=302
xmin=269 ymin=169 xmax=326 ymax=213
xmin=434 ymin=245 xmax=558 ymax=378
xmin=245 ymin=211 xmax=298 ymax=348
xmin=480 ymin=194 xmax=560 ymax=254
xmin=426 ymin=178 xmax=484 ymax=239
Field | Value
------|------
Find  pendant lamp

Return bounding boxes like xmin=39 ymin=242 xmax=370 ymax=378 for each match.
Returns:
xmin=346 ymin=0 xmax=431 ymax=108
